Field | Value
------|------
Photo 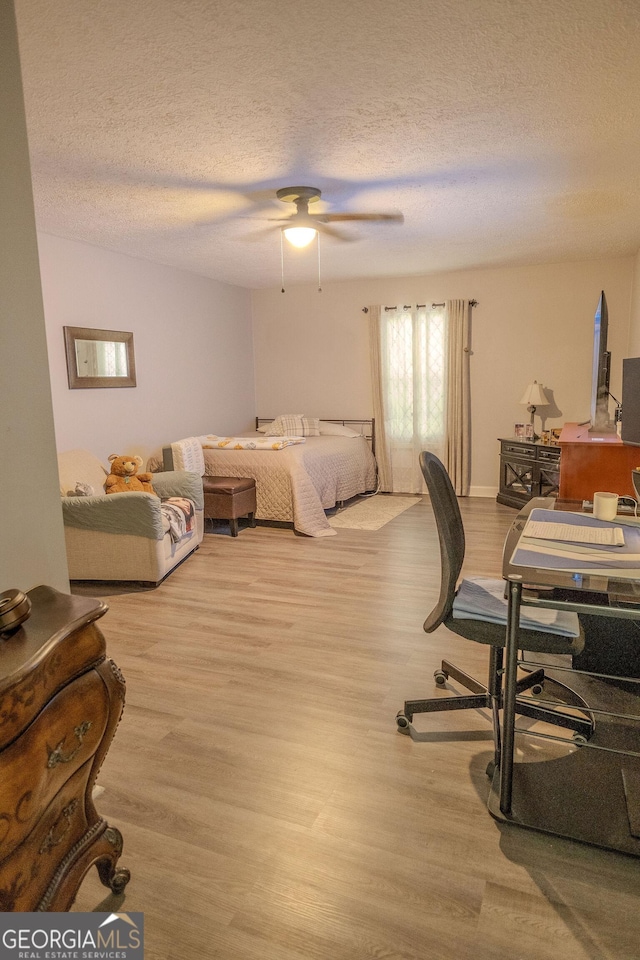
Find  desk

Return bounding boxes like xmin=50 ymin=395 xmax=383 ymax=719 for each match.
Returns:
xmin=558 ymin=421 xmax=638 ymax=500
xmin=488 ymin=499 xmax=640 ymax=856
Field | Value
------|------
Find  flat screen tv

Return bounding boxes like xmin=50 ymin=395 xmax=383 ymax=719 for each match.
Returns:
xmin=589 ymin=290 xmax=614 ymax=432
xmin=621 ymin=357 xmax=640 ymax=446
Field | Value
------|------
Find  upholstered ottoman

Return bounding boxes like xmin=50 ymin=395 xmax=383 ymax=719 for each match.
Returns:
xmin=203 ymin=476 xmax=257 ymax=537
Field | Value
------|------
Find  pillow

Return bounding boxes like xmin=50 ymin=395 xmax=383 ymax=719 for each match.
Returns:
xmin=256 ymin=423 xmax=271 ymax=434
xmin=58 ymin=449 xmax=108 ymax=497
xmin=267 ymin=415 xmax=320 ymax=437
xmin=318 ymin=421 xmax=363 ymax=438
xmin=65 ymin=481 xmax=95 ymax=497
xmin=300 ymin=417 xmax=320 ymax=437
xmin=264 ymin=413 xmax=304 ymax=436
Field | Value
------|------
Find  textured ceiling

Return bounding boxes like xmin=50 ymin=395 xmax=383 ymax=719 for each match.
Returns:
xmin=14 ymin=0 xmax=640 ymax=289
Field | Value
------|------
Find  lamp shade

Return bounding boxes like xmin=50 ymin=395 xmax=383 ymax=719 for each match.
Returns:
xmin=283 ymin=226 xmax=317 ymax=248
xmin=519 ymin=380 xmax=547 ymax=407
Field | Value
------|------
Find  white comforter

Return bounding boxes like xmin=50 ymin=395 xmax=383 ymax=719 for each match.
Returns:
xmin=200 ymin=433 xmax=377 ymax=537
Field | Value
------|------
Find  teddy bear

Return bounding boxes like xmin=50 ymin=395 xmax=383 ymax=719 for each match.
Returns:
xmin=105 ymin=454 xmax=158 ymax=496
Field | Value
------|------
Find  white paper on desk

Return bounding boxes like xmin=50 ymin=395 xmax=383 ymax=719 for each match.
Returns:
xmin=540 ymin=566 xmax=640 ymax=579
xmin=452 ymin=577 xmax=581 ymax=636
xmin=524 ymin=518 xmax=625 ymax=546
xmin=521 ymin=540 xmax=640 ymax=564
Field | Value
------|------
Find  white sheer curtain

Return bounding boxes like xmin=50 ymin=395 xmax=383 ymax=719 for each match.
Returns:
xmin=369 ymin=304 xmax=446 ymax=493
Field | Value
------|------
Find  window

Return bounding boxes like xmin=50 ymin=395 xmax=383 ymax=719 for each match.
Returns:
xmin=381 ymin=305 xmax=446 ymax=492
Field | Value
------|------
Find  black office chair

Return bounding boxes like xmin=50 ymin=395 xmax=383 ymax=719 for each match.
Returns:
xmin=396 ymin=452 xmax=593 ymax=769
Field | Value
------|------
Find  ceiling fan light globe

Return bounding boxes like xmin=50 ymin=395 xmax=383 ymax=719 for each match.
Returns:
xmin=283 ymin=226 xmax=317 ymax=248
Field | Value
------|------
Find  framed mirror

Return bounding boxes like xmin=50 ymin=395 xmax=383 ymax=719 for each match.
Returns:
xmin=63 ymin=326 xmax=137 ymax=389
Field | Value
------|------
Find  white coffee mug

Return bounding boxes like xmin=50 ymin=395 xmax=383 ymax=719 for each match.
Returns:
xmin=593 ymin=491 xmax=618 ymax=521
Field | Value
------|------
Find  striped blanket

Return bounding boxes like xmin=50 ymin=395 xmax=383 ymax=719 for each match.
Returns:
xmin=199 ymin=435 xmax=305 ymax=451
xmin=160 ymin=497 xmax=194 ymax=542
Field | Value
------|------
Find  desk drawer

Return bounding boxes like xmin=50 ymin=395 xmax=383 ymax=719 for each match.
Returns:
xmin=538 ymin=446 xmax=561 ymax=463
xmin=502 ymin=441 xmax=536 ymax=458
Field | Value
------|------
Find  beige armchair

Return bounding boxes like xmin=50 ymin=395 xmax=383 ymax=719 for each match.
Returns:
xmin=58 ymin=450 xmax=204 ymax=584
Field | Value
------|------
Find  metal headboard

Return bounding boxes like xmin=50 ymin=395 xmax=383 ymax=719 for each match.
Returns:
xmin=256 ymin=417 xmax=375 ymax=456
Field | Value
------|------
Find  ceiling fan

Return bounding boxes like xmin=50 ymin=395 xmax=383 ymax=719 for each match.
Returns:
xmin=258 ymin=186 xmax=404 ymax=247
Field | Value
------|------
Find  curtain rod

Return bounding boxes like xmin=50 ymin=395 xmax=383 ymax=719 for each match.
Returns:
xmin=361 ymin=299 xmax=477 ymax=313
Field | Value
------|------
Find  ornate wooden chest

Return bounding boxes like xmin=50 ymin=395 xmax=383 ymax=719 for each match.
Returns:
xmin=0 ymin=585 xmax=128 ymax=911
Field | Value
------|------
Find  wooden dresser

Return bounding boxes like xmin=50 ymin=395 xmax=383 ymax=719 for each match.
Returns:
xmin=558 ymin=421 xmax=640 ymax=500
xmin=497 ymin=438 xmax=561 ymax=508
xmin=0 ymin=585 xmax=129 ymax=911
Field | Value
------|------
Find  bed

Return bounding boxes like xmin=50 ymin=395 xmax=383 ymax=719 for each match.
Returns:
xmin=149 ymin=419 xmax=377 ymax=538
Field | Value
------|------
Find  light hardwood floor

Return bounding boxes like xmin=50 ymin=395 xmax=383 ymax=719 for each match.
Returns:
xmin=72 ymin=497 xmax=640 ymax=960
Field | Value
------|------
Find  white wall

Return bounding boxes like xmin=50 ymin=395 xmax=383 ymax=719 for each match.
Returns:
xmin=628 ymin=248 xmax=640 ymax=357
xmin=0 ymin=0 xmax=69 ymax=593
xmin=252 ymin=256 xmax=635 ymax=495
xmin=39 ymin=234 xmax=255 ymax=464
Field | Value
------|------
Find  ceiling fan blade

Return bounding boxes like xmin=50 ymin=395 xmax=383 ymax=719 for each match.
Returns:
xmin=240 ymin=224 xmax=283 ymax=242
xmin=236 ymin=215 xmax=291 ymax=222
xmin=314 ymin=212 xmax=404 ymax=224
xmin=314 ymin=222 xmax=354 ymax=242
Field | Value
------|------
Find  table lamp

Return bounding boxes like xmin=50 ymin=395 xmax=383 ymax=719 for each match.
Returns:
xmin=520 ymin=380 xmax=548 ymax=439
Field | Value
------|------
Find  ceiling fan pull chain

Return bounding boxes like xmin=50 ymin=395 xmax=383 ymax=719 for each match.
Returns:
xmin=280 ymin=231 xmax=285 ymax=293
xmin=317 ymin=233 xmax=322 ymax=293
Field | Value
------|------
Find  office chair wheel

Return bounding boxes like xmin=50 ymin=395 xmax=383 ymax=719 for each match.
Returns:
xmin=531 ymin=683 xmax=543 ymax=695
xmin=434 ymin=669 xmax=448 ymax=685
xmin=485 ymin=759 xmax=496 ymax=779
xmin=396 ymin=712 xmax=411 ymax=734
xmin=572 ymin=732 xmax=588 ymax=745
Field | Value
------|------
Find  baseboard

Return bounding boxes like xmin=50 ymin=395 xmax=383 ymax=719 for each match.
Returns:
xmin=418 ymin=486 xmax=498 ymax=499
xmin=468 ymin=485 xmax=498 ymax=498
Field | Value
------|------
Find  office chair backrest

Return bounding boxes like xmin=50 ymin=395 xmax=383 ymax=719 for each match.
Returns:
xmin=419 ymin=451 xmax=466 ymax=634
